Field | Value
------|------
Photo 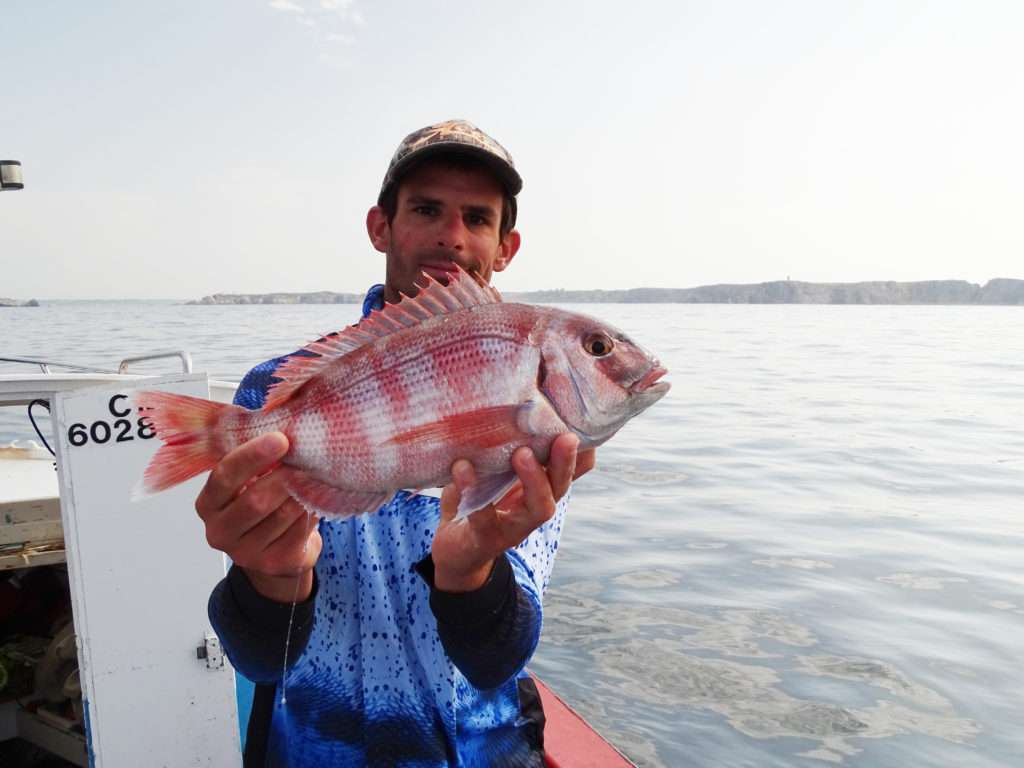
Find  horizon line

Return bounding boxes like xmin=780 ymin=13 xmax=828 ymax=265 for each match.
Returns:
xmin=7 ymin=276 xmax=1024 ymax=303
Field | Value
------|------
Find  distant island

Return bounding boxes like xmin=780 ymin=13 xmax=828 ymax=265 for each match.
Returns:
xmin=189 ymin=278 xmax=1024 ymax=305
xmin=0 ymin=298 xmax=39 ymax=307
xmin=187 ymin=291 xmax=365 ymax=306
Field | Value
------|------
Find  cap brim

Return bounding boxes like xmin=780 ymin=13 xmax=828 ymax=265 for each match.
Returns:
xmin=379 ymin=142 xmax=522 ymax=205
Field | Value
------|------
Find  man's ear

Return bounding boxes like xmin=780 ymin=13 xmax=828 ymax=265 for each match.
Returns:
xmin=493 ymin=229 xmax=521 ymax=273
xmin=366 ymin=206 xmax=390 ymax=254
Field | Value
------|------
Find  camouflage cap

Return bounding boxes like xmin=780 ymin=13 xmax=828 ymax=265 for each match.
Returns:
xmin=378 ymin=119 xmax=522 ymax=226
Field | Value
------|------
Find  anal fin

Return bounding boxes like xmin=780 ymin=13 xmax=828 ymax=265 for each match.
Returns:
xmin=286 ymin=473 xmax=391 ymax=521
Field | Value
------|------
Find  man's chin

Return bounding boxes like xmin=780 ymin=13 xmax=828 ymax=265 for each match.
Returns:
xmin=386 ymin=263 xmax=484 ymax=302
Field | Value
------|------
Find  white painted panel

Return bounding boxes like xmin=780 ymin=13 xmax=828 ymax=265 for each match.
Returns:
xmin=53 ymin=374 xmax=241 ymax=768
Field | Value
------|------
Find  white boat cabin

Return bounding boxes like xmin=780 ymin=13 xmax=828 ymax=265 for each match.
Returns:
xmin=0 ymin=354 xmax=243 ymax=767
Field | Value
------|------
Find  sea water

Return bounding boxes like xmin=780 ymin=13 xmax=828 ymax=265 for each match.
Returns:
xmin=2 ymin=301 xmax=1022 ymax=766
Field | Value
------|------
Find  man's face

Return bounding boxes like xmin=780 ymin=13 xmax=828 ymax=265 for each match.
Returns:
xmin=367 ymin=160 xmax=521 ymax=303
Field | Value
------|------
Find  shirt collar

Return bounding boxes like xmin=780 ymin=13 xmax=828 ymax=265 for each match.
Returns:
xmin=362 ymin=284 xmax=385 ymax=318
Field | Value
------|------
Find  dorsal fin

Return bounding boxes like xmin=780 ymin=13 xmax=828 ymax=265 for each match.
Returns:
xmin=262 ymin=265 xmax=501 ymax=411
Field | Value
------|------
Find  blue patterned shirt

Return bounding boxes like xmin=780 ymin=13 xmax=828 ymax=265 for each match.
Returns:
xmin=211 ymin=284 xmax=569 ymax=767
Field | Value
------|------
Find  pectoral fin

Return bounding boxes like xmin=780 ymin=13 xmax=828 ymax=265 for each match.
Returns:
xmin=387 ymin=406 xmax=525 ymax=449
xmin=456 ymin=470 xmax=520 ymax=520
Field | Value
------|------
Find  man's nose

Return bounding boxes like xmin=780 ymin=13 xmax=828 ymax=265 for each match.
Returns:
xmin=436 ymin=213 xmax=466 ymax=251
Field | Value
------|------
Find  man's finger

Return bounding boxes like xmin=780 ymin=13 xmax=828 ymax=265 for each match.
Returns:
xmin=440 ymin=459 xmax=475 ymax=525
xmin=256 ymin=509 xmax=322 ymax=576
xmin=510 ymin=447 xmax=557 ymax=527
xmin=573 ymin=448 xmax=596 ymax=480
xmin=546 ymin=433 xmax=579 ymax=502
xmin=439 ymin=483 xmax=459 ymax=526
xmin=204 ymin=465 xmax=296 ymax=553
xmin=452 ymin=459 xmax=476 ymax=493
xmin=231 ymin=496 xmax=308 ymax=566
xmin=196 ymin=432 xmax=289 ymax=517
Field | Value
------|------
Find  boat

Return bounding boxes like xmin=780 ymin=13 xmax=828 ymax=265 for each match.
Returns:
xmin=1 ymin=353 xmax=241 ymax=766
xmin=534 ymin=677 xmax=634 ymax=768
xmin=0 ymin=353 xmax=635 ymax=767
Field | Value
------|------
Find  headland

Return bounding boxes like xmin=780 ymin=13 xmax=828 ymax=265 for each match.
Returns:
xmin=187 ymin=278 xmax=1024 ymax=305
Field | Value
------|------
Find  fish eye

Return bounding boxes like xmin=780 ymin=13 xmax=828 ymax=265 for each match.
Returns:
xmin=583 ymin=332 xmax=614 ymax=357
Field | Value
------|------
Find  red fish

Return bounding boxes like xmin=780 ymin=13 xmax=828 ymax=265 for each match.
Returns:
xmin=135 ymin=267 xmax=669 ymax=519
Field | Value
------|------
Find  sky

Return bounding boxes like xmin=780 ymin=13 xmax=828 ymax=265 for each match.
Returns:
xmin=1 ymin=0 xmax=1022 ymax=299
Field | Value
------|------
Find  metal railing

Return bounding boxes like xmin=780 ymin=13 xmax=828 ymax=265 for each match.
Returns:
xmin=0 ymin=351 xmax=193 ymax=375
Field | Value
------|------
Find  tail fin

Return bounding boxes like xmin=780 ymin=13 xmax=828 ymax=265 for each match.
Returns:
xmin=134 ymin=390 xmax=235 ymax=494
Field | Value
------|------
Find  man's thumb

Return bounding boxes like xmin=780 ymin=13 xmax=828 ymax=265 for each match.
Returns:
xmin=440 ymin=460 xmax=476 ymax=524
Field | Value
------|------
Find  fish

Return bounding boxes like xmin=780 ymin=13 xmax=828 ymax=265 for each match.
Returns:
xmin=134 ymin=266 xmax=670 ymax=520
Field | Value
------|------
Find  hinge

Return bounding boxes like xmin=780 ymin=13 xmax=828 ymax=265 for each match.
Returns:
xmin=196 ymin=634 xmax=225 ymax=670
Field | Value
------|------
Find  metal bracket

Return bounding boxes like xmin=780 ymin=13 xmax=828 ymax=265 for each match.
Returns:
xmin=118 ymin=350 xmax=193 ymax=374
xmin=196 ymin=634 xmax=225 ymax=670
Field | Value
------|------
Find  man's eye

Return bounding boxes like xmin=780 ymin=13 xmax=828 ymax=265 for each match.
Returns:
xmin=466 ymin=214 xmax=488 ymax=226
xmin=414 ymin=205 xmax=438 ymax=217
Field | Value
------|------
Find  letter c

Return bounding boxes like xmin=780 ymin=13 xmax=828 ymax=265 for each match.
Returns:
xmin=109 ymin=394 xmax=130 ymax=418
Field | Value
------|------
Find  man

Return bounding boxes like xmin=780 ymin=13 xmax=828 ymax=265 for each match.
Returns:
xmin=203 ymin=120 xmax=595 ymax=766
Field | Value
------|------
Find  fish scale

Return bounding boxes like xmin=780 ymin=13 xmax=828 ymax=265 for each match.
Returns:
xmin=135 ymin=266 xmax=670 ymax=520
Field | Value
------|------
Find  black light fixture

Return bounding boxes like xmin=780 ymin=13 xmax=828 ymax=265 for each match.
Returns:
xmin=1 ymin=160 xmax=24 ymax=191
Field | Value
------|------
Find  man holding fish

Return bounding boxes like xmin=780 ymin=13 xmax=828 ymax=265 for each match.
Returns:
xmin=142 ymin=120 xmax=668 ymax=766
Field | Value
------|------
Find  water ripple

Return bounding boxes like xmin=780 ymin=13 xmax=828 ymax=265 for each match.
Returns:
xmin=5 ymin=302 xmax=1023 ymax=767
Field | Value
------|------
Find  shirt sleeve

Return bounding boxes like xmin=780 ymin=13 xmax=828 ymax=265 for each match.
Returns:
xmin=415 ymin=493 xmax=570 ymax=690
xmin=208 ymin=565 xmax=319 ymax=684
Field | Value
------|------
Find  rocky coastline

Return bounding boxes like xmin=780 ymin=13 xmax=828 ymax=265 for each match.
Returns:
xmin=186 ymin=291 xmax=364 ymax=306
xmin=505 ymin=278 xmax=1024 ymax=304
xmin=0 ymin=298 xmax=39 ymax=307
xmin=189 ymin=278 xmax=1024 ymax=305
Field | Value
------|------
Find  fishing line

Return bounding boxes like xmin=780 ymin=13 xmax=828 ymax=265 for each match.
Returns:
xmin=279 ymin=508 xmax=318 ymax=706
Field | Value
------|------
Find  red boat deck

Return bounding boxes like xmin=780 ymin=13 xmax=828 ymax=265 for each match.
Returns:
xmin=534 ymin=677 xmax=635 ymax=768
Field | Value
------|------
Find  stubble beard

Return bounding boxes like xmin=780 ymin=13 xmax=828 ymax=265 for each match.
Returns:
xmin=386 ymin=245 xmax=491 ymax=302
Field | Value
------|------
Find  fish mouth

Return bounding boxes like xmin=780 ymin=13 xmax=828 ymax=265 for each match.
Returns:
xmin=630 ymin=365 xmax=670 ymax=395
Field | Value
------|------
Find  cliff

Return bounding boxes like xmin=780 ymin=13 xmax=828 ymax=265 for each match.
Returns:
xmin=976 ymin=278 xmax=1024 ymax=305
xmin=188 ymin=279 xmax=1024 ymax=306
xmin=0 ymin=298 xmax=39 ymax=307
xmin=503 ymin=278 xmax=1024 ymax=305
xmin=187 ymin=291 xmax=363 ymax=306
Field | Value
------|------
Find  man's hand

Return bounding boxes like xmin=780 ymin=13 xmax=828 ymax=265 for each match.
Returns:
xmin=432 ymin=433 xmax=596 ymax=593
xmin=195 ymin=432 xmax=321 ymax=603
